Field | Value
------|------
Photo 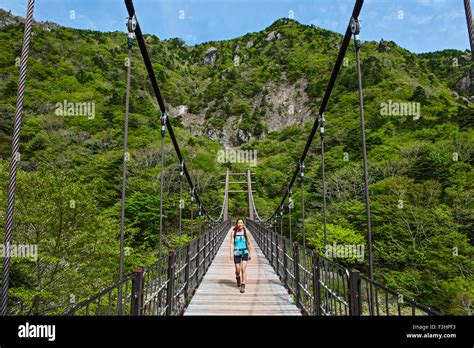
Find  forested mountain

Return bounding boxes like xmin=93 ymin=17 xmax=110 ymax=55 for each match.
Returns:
xmin=0 ymin=9 xmax=472 ymax=315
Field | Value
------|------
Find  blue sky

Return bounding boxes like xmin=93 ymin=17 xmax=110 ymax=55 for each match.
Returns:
xmin=0 ymin=0 xmax=470 ymax=53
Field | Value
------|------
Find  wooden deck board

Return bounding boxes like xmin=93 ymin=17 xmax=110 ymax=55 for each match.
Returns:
xmin=184 ymin=228 xmax=301 ymax=316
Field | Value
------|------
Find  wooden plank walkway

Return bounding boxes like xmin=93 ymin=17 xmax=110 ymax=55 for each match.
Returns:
xmin=184 ymin=228 xmax=302 ymax=316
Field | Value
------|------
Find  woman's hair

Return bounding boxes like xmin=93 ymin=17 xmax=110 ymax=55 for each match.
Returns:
xmin=234 ymin=217 xmax=245 ymax=226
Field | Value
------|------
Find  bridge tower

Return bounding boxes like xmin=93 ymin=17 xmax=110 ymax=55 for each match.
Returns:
xmin=220 ymin=169 xmax=255 ymax=221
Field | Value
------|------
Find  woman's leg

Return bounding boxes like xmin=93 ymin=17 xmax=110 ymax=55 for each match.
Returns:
xmin=234 ymin=263 xmax=241 ymax=279
xmin=241 ymin=260 xmax=248 ymax=284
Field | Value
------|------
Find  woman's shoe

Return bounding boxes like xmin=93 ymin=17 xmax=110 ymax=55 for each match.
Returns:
xmin=236 ymin=276 xmax=241 ymax=287
xmin=240 ymin=284 xmax=246 ymax=293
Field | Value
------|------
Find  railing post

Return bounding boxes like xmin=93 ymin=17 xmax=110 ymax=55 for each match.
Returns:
xmin=211 ymin=227 xmax=215 ymax=258
xmin=283 ymin=239 xmax=288 ymax=287
xmin=270 ymin=230 xmax=274 ymax=267
xmin=184 ymin=244 xmax=190 ymax=303
xmin=293 ymin=242 xmax=301 ymax=309
xmin=348 ymin=269 xmax=361 ymax=316
xmin=266 ymin=228 xmax=270 ymax=258
xmin=207 ymin=232 xmax=210 ymax=269
xmin=207 ymin=232 xmax=210 ymax=265
xmin=263 ymin=226 xmax=267 ymax=257
xmin=166 ymin=250 xmax=176 ymax=316
xmin=276 ymin=234 xmax=279 ymax=276
xmin=196 ymin=237 xmax=200 ymax=280
xmin=202 ymin=234 xmax=207 ymax=274
xmin=131 ymin=269 xmax=144 ymax=316
xmin=312 ymin=252 xmax=322 ymax=316
xmin=202 ymin=233 xmax=206 ymax=272
xmin=259 ymin=225 xmax=263 ymax=254
xmin=208 ymin=231 xmax=211 ymax=265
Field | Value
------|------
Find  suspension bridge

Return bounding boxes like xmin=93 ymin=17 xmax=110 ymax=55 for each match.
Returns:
xmin=1 ymin=0 xmax=455 ymax=316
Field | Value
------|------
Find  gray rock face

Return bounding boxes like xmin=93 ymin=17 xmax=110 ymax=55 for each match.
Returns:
xmin=0 ymin=9 xmax=22 ymax=29
xmin=233 ymin=55 xmax=240 ymax=66
xmin=42 ymin=21 xmax=60 ymax=31
xmin=246 ymin=41 xmax=254 ymax=48
xmin=455 ymin=74 xmax=471 ymax=94
xmin=266 ymin=31 xmax=281 ymax=41
xmin=202 ymin=47 xmax=218 ymax=66
xmin=0 ymin=9 xmax=61 ymax=31
xmin=204 ymin=124 xmax=218 ymax=141
xmin=236 ymin=128 xmax=252 ymax=145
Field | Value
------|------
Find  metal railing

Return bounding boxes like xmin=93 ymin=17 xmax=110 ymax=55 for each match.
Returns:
xmin=247 ymin=220 xmax=441 ymax=316
xmin=63 ymin=219 xmax=230 ymax=316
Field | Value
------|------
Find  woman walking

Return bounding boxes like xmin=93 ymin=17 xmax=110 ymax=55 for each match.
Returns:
xmin=229 ymin=218 xmax=252 ymax=293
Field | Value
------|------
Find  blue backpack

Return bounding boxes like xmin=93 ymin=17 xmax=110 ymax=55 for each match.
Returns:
xmin=233 ymin=227 xmax=249 ymax=255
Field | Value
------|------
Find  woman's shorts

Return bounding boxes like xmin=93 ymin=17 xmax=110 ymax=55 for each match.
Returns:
xmin=234 ymin=253 xmax=249 ymax=264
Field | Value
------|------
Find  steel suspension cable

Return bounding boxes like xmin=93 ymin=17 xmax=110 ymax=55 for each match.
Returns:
xmin=117 ymin=15 xmax=136 ymax=315
xmin=124 ymin=0 xmax=216 ymax=222
xmin=214 ymin=197 xmax=225 ymax=223
xmin=223 ymin=168 xmax=229 ymax=221
xmin=464 ymin=0 xmax=474 ymax=58
xmin=198 ymin=205 xmax=202 ymax=236
xmin=179 ymin=161 xmax=184 ymax=239
xmin=159 ymin=113 xmax=166 ymax=262
xmin=352 ymin=17 xmax=375 ymax=315
xmin=215 ymin=193 xmax=226 ymax=222
xmin=288 ymin=190 xmax=292 ymax=244
xmin=319 ymin=114 xmax=330 ymax=316
xmin=246 ymin=174 xmax=263 ymax=222
xmin=1 ymin=0 xmax=35 ymax=317
xmin=319 ymin=114 xmax=328 ymax=250
xmin=300 ymin=161 xmax=306 ymax=251
xmin=352 ymin=17 xmax=373 ymax=281
xmin=261 ymin=0 xmax=364 ymax=223
xmin=252 ymin=194 xmax=263 ymax=222
xmin=190 ymin=189 xmax=194 ymax=238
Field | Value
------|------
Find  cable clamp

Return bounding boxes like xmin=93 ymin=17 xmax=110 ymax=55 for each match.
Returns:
xmin=350 ymin=17 xmax=361 ymax=35
xmin=350 ymin=17 xmax=361 ymax=49
xmin=126 ymin=15 xmax=137 ymax=48
xmin=161 ymin=112 xmax=168 ymax=137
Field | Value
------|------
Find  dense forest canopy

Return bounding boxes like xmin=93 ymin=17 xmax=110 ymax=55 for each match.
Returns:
xmin=0 ymin=10 xmax=472 ymax=315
